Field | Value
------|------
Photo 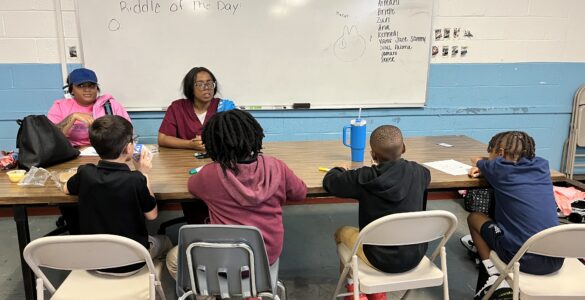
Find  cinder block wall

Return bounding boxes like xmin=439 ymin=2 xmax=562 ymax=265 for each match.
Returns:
xmin=2 ymin=0 xmax=585 ymax=280
xmin=2 ymin=0 xmax=585 ymax=169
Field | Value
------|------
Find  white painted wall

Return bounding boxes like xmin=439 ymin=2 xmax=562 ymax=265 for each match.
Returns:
xmin=432 ymin=0 xmax=585 ymax=63
xmin=0 ymin=0 xmax=80 ymax=64
xmin=0 ymin=0 xmax=584 ymax=64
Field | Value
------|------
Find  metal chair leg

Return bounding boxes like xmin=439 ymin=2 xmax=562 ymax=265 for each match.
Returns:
xmin=277 ymin=280 xmax=286 ymax=300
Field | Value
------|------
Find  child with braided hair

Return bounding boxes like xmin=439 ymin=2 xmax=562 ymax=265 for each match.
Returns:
xmin=166 ymin=110 xmax=307 ymax=290
xmin=468 ymin=131 xmax=564 ymax=300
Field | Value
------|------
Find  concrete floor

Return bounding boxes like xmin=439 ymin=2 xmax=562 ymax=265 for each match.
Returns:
xmin=0 ymin=199 xmax=479 ymax=299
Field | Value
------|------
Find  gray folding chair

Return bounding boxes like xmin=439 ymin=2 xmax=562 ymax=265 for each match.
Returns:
xmin=176 ymin=224 xmax=285 ymax=300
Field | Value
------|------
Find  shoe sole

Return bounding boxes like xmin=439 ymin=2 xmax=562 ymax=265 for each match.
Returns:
xmin=491 ymin=287 xmax=513 ymax=300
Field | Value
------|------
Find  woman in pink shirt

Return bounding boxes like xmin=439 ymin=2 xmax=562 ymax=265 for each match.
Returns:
xmin=47 ymin=68 xmax=131 ymax=235
xmin=47 ymin=68 xmax=131 ymax=147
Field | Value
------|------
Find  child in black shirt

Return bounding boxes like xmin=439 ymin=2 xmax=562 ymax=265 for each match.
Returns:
xmin=64 ymin=115 xmax=171 ymax=275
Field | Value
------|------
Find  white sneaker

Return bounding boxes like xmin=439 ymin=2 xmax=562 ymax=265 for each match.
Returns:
xmin=474 ymin=274 xmax=510 ymax=300
xmin=460 ymin=234 xmax=477 ymax=253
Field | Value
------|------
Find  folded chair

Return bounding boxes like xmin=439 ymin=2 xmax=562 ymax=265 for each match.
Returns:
xmin=23 ymin=234 xmax=165 ymax=300
xmin=333 ymin=210 xmax=458 ymax=300
xmin=176 ymin=224 xmax=285 ymax=300
xmin=482 ymin=224 xmax=585 ymax=300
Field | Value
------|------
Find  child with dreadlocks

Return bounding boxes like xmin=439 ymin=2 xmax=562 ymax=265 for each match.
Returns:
xmin=165 ymin=109 xmax=307 ymax=285
xmin=468 ymin=131 xmax=563 ymax=300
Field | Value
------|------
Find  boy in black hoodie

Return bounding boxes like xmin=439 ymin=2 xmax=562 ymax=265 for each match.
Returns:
xmin=323 ymin=125 xmax=431 ymax=300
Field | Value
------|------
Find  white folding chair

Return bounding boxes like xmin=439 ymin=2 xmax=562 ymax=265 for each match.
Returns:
xmin=23 ymin=234 xmax=165 ymax=300
xmin=332 ymin=210 xmax=458 ymax=300
xmin=176 ymin=224 xmax=285 ymax=300
xmin=563 ymin=84 xmax=585 ymax=178
xmin=482 ymin=224 xmax=585 ymax=300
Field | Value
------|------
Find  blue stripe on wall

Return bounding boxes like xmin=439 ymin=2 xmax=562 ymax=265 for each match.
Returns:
xmin=1 ymin=62 xmax=584 ymax=170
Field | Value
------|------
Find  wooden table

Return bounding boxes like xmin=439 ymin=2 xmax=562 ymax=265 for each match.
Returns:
xmin=0 ymin=135 xmax=569 ymax=299
xmin=1 ymin=135 xmax=567 ymax=205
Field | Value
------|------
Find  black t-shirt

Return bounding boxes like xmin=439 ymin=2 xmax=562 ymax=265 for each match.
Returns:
xmin=67 ymin=160 xmax=157 ymax=273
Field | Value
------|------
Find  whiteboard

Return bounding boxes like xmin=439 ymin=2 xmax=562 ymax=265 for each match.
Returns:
xmin=76 ymin=0 xmax=433 ymax=110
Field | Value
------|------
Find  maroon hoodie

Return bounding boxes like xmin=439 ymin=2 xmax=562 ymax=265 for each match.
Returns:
xmin=188 ymin=155 xmax=307 ymax=264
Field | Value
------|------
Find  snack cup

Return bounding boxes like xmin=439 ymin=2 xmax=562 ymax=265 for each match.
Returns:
xmin=7 ymin=170 xmax=26 ymax=183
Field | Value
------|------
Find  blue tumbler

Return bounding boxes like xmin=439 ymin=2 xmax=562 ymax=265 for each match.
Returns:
xmin=342 ymin=118 xmax=367 ymax=162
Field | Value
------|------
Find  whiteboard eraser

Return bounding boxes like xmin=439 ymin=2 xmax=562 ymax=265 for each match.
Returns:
xmin=292 ymin=103 xmax=310 ymax=109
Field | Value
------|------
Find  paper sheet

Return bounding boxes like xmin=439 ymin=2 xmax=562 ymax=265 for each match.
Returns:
xmin=424 ymin=159 xmax=472 ymax=176
xmin=79 ymin=147 xmax=99 ymax=156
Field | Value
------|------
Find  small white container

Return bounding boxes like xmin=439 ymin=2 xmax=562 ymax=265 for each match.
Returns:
xmin=6 ymin=170 xmax=26 ymax=183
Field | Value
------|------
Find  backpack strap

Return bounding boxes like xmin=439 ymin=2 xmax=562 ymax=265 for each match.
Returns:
xmin=103 ymin=99 xmax=113 ymax=115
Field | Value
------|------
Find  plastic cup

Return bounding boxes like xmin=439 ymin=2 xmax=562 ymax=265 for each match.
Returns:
xmin=133 ymin=144 xmax=144 ymax=161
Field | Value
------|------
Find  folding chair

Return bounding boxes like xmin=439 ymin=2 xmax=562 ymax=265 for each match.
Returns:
xmin=563 ymin=84 xmax=585 ymax=179
xmin=23 ymin=234 xmax=165 ymax=300
xmin=332 ymin=210 xmax=458 ymax=300
xmin=482 ymin=224 xmax=585 ymax=300
xmin=176 ymin=224 xmax=285 ymax=300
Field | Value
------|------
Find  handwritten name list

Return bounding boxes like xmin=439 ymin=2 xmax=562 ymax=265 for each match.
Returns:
xmin=377 ymin=0 xmax=426 ymax=63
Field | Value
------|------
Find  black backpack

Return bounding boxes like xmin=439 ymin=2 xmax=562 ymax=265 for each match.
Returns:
xmin=16 ymin=115 xmax=80 ymax=170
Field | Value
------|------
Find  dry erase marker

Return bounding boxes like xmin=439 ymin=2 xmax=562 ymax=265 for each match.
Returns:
xmin=318 ymin=167 xmax=330 ymax=172
xmin=189 ymin=166 xmax=203 ymax=175
xmin=194 ymin=152 xmax=210 ymax=159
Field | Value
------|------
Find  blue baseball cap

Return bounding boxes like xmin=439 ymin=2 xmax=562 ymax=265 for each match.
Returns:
xmin=68 ymin=68 xmax=98 ymax=86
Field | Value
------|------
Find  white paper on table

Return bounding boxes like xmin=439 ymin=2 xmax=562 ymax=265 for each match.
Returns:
xmin=423 ymin=159 xmax=472 ymax=176
xmin=79 ymin=147 xmax=99 ymax=156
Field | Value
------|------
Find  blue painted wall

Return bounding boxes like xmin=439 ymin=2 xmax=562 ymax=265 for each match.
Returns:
xmin=1 ymin=63 xmax=584 ymax=170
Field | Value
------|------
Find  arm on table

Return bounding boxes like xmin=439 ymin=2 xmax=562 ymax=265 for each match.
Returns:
xmin=158 ymin=132 xmax=205 ymax=151
xmin=284 ymin=164 xmax=308 ymax=201
xmin=468 ymin=157 xmax=487 ymax=178
xmin=323 ymin=167 xmax=361 ymax=199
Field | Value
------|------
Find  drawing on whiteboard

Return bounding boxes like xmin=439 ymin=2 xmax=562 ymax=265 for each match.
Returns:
xmin=333 ymin=25 xmax=366 ymax=62
xmin=108 ymin=19 xmax=121 ymax=31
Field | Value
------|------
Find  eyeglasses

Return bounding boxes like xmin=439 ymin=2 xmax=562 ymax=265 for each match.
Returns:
xmin=194 ymin=81 xmax=216 ymax=90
